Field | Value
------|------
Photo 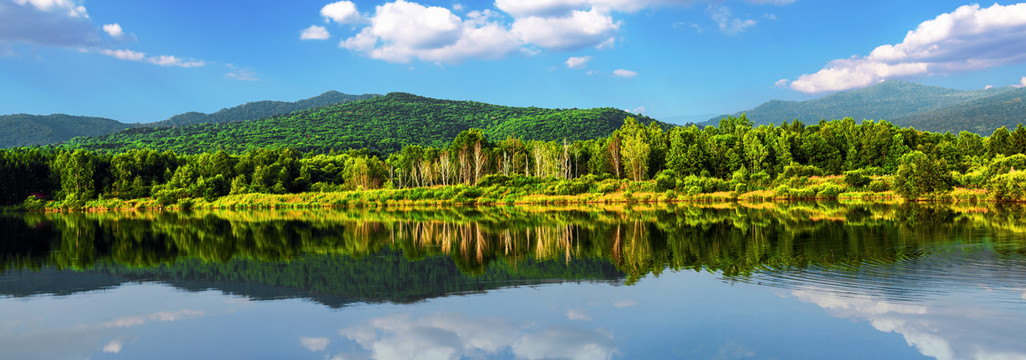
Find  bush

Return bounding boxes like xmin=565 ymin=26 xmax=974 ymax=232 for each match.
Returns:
xmin=843 ymin=170 xmax=871 ymax=188
xmin=816 ymin=183 xmax=842 ymax=199
xmin=868 ymin=180 xmax=889 ymax=192
xmin=989 ymin=171 xmax=1026 ymax=201
xmin=654 ymin=169 xmax=678 ymax=191
xmin=780 ymin=163 xmax=824 ymax=178
xmin=733 ymin=183 xmax=747 ymax=193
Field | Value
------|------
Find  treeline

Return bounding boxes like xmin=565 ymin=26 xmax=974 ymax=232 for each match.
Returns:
xmin=5 ymin=115 xmax=1026 ymax=207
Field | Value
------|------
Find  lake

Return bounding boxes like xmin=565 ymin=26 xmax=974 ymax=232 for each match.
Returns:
xmin=2 ymin=202 xmax=1025 ymax=360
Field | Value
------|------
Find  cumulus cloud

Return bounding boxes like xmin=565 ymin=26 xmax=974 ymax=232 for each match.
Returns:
xmin=339 ymin=0 xmax=521 ymax=63
xmin=321 ymin=1 xmax=363 ymax=24
xmin=788 ymin=3 xmax=1026 ymax=94
xmin=613 ymin=69 xmax=637 ymax=78
xmin=102 ymin=23 xmax=123 ymax=38
xmin=325 ymin=0 xmax=792 ymax=64
xmin=708 ymin=5 xmax=756 ymax=35
xmin=512 ymin=9 xmax=619 ymax=51
xmin=566 ymin=309 xmax=592 ymax=321
xmin=102 ymin=337 xmax=136 ymax=354
xmin=301 ymin=25 xmax=330 ymax=40
xmin=566 ymin=55 xmax=591 ymax=68
xmin=1017 ymin=76 xmax=1026 ymax=88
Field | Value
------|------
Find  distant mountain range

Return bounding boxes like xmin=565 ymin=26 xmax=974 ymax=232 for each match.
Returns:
xmin=705 ymin=80 xmax=1025 ymax=134
xmin=0 ymin=91 xmax=379 ymax=148
xmin=59 ymin=92 xmax=662 ymax=154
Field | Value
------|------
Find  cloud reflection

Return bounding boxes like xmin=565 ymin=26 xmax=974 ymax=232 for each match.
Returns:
xmin=338 ymin=313 xmax=617 ymax=360
xmin=790 ymin=286 xmax=1026 ymax=360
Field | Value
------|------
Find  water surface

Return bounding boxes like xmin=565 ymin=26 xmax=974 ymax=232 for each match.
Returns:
xmin=2 ymin=203 xmax=1025 ymax=359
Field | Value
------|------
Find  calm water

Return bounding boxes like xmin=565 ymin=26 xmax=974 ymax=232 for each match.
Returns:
xmin=2 ymin=203 xmax=1025 ymax=360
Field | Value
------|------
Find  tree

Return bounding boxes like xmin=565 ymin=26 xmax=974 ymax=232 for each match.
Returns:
xmin=892 ymin=151 xmax=952 ymax=200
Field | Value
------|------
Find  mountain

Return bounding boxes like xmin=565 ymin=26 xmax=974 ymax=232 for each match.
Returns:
xmin=0 ymin=114 xmax=139 ymax=148
xmin=151 ymin=91 xmax=379 ymax=127
xmin=60 ymin=92 xmax=664 ymax=154
xmin=705 ymin=80 xmax=1016 ymax=130
xmin=0 ymin=91 xmax=378 ymax=148
xmin=893 ymin=86 xmax=1026 ymax=134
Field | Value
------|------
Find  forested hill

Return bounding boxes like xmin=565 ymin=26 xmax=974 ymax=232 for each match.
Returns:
xmin=0 ymin=114 xmax=139 ymax=148
xmin=0 ymin=91 xmax=378 ymax=148
xmin=705 ymin=80 xmax=1016 ymax=130
xmin=894 ymin=86 xmax=1026 ymax=134
xmin=59 ymin=92 xmax=662 ymax=154
xmin=152 ymin=91 xmax=379 ymax=127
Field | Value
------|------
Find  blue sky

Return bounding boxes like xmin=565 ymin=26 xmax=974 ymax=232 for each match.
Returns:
xmin=2 ymin=0 xmax=1026 ymax=123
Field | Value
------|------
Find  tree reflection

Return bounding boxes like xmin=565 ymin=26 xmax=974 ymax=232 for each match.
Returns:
xmin=3 ymin=202 xmax=1026 ymax=286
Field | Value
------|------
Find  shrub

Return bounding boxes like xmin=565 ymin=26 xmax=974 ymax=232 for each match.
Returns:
xmin=816 ymin=183 xmax=842 ymax=199
xmin=868 ymin=180 xmax=889 ymax=192
xmin=654 ymin=169 xmax=678 ymax=191
xmin=843 ymin=170 xmax=871 ymax=188
xmin=780 ymin=163 xmax=824 ymax=178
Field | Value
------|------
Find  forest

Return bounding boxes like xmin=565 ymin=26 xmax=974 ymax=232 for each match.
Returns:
xmin=58 ymin=92 xmax=662 ymax=154
xmin=4 ymin=114 xmax=1026 ymax=209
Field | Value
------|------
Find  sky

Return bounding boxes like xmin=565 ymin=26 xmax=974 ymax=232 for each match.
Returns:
xmin=2 ymin=0 xmax=1026 ymax=123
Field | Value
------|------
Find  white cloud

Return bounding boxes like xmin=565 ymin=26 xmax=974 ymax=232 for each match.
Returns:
xmin=985 ymin=85 xmax=995 ymax=89
xmin=613 ymin=69 xmax=637 ymax=78
xmin=774 ymin=78 xmax=789 ymax=88
xmin=1017 ymin=76 xmax=1026 ymax=88
xmin=338 ymin=314 xmax=617 ymax=360
xmin=495 ymin=0 xmax=589 ymax=17
xmin=300 ymin=337 xmax=330 ymax=352
xmin=327 ymin=0 xmax=794 ymax=64
xmin=566 ymin=309 xmax=591 ymax=321
xmin=613 ymin=299 xmax=637 ymax=307
xmin=512 ymin=9 xmax=619 ymax=51
xmin=566 ymin=55 xmax=591 ymax=68
xmin=708 ymin=5 xmax=756 ymax=35
xmin=101 ymin=48 xmax=145 ymax=61
xmin=225 ymin=65 xmax=259 ymax=81
xmin=99 ymin=49 xmax=205 ymax=67
xmin=101 ymin=310 xmax=205 ymax=328
xmin=321 ymin=1 xmax=363 ymax=24
xmin=12 ymin=0 xmax=88 ymax=18
xmin=340 ymin=0 xmax=521 ymax=63
xmin=102 ymin=337 xmax=136 ymax=354
xmin=511 ymin=326 xmax=618 ymax=360
xmin=788 ymin=3 xmax=1026 ymax=94
xmin=102 ymin=23 xmax=123 ymax=38
xmin=148 ymin=55 xmax=205 ymax=67
xmin=301 ymin=25 xmax=330 ymax=40
xmin=0 ymin=0 xmax=98 ymax=47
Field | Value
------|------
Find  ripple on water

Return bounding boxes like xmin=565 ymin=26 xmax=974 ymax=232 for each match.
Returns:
xmin=733 ymin=243 xmax=1026 ymax=311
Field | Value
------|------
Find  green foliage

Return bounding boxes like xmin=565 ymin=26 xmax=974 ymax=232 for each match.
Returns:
xmin=843 ymin=170 xmax=872 ymax=188
xmin=61 ymin=92 xmax=662 ymax=155
xmin=989 ymin=170 xmax=1026 ymax=201
xmin=892 ymin=151 xmax=953 ymax=200
xmin=780 ymin=163 xmax=823 ymax=179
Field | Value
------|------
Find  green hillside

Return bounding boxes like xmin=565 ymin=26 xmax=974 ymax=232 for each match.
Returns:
xmin=706 ymin=80 xmax=1014 ymax=126
xmin=152 ymin=91 xmax=379 ymax=127
xmin=894 ymin=87 xmax=1026 ymax=134
xmin=0 ymin=114 xmax=138 ymax=148
xmin=60 ymin=92 xmax=661 ymax=154
xmin=0 ymin=92 xmax=377 ymax=148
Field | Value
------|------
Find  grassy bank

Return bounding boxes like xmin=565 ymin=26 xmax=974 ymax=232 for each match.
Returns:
xmin=19 ymin=173 xmax=999 ymax=213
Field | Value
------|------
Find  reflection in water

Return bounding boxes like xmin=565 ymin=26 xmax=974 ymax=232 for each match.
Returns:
xmin=332 ymin=313 xmax=617 ymax=360
xmin=2 ymin=202 xmax=1026 ymax=359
